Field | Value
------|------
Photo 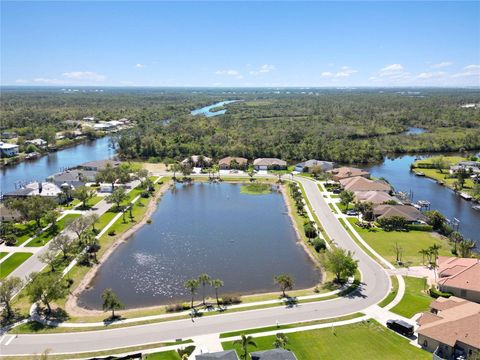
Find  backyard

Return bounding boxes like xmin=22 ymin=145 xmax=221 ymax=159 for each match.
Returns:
xmin=390 ymin=276 xmax=432 ymax=318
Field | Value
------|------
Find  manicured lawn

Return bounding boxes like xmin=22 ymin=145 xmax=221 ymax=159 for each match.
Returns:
xmin=390 ymin=276 xmax=432 ymax=318
xmin=378 ymin=276 xmax=399 ymax=308
xmin=222 ymin=320 xmax=430 ymax=360
xmin=0 ymin=252 xmax=33 ymax=279
xmin=144 ymin=351 xmax=181 ymax=360
xmin=24 ymin=214 xmax=81 ymax=247
xmin=0 ymin=252 xmax=8 ymax=260
xmin=240 ymin=183 xmax=272 ymax=195
xmin=96 ymin=210 xmax=119 ymax=230
xmin=76 ymin=195 xmax=104 ymax=210
xmin=347 ymin=218 xmax=451 ymax=266
xmin=13 ymin=220 xmax=43 ymax=245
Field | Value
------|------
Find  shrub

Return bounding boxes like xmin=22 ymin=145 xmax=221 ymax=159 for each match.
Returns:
xmin=406 ymin=224 xmax=433 ymax=232
xmin=166 ymin=303 xmax=189 ymax=313
xmin=304 ymin=221 xmax=317 ymax=239
xmin=312 ymin=238 xmax=326 ymax=252
xmin=220 ymin=295 xmax=241 ymax=305
xmin=146 ymin=219 xmax=152 ymax=224
xmin=429 ymin=286 xmax=452 ymax=299
xmin=108 ymin=230 xmax=116 ymax=236
xmin=178 ymin=345 xmax=196 ymax=358
xmin=141 ymin=190 xmax=151 ymax=198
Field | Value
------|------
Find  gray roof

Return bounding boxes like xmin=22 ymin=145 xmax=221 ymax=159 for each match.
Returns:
xmin=49 ymin=170 xmax=97 ymax=182
xmin=79 ymin=159 xmax=121 ymax=170
xmin=295 ymin=159 xmax=334 ymax=169
xmin=250 ymin=349 xmax=297 ymax=360
xmin=253 ymin=158 xmax=287 ymax=166
xmin=196 ymin=350 xmax=239 ymax=360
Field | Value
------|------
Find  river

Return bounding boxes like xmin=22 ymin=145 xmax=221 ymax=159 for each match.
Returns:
xmin=366 ymin=155 xmax=479 ymax=247
xmin=190 ymin=100 xmax=239 ymax=117
xmin=1 ymin=137 xmax=115 ymax=195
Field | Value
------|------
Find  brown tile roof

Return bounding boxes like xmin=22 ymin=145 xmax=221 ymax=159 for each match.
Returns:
xmin=253 ymin=158 xmax=287 ymax=166
xmin=354 ymin=190 xmax=397 ymax=204
xmin=417 ymin=297 xmax=480 ymax=348
xmin=218 ymin=157 xmax=248 ymax=166
xmin=340 ymin=176 xmax=392 ymax=192
xmin=437 ymin=256 xmax=479 ymax=278
xmin=438 ymin=262 xmax=480 ymax=292
xmin=430 ymin=296 xmax=470 ymax=311
xmin=373 ymin=204 xmax=427 ymax=222
xmin=326 ymin=167 xmax=370 ymax=180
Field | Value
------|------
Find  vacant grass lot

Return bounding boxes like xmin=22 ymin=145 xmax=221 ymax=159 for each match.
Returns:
xmin=222 ymin=320 xmax=430 ymax=360
xmin=346 ymin=218 xmax=451 ymax=266
xmin=0 ymin=252 xmax=33 ymax=279
xmin=390 ymin=276 xmax=432 ymax=318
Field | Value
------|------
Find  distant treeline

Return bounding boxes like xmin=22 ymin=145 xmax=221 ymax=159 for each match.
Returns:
xmin=2 ymin=88 xmax=480 ymax=164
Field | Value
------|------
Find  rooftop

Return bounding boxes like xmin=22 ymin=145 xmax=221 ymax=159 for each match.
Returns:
xmin=219 ymin=156 xmax=248 ymax=165
xmin=326 ymin=166 xmax=370 ymax=180
xmin=373 ymin=204 xmax=427 ymax=222
xmin=250 ymin=349 xmax=298 ymax=360
xmin=196 ymin=350 xmax=239 ymax=360
xmin=438 ymin=262 xmax=480 ymax=293
xmin=253 ymin=158 xmax=287 ymax=166
xmin=340 ymin=176 xmax=392 ymax=192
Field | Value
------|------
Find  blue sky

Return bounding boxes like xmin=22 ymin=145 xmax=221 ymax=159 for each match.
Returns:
xmin=2 ymin=1 xmax=479 ymax=87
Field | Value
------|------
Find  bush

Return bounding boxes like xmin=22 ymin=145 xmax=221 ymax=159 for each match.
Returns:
xmin=141 ymin=190 xmax=151 ymax=198
xmin=178 ymin=345 xmax=196 ymax=358
xmin=108 ymin=230 xmax=116 ymax=236
xmin=304 ymin=221 xmax=317 ymax=239
xmin=312 ymin=238 xmax=326 ymax=252
xmin=146 ymin=219 xmax=152 ymax=224
xmin=406 ymin=224 xmax=433 ymax=232
xmin=166 ymin=303 xmax=189 ymax=313
xmin=220 ymin=295 xmax=241 ymax=305
xmin=429 ymin=286 xmax=452 ymax=299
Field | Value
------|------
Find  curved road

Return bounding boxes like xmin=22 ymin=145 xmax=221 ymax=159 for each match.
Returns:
xmin=1 ymin=177 xmax=390 ymax=356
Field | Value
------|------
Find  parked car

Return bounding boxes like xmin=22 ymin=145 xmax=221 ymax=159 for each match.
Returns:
xmin=386 ymin=319 xmax=414 ymax=337
xmin=332 ymin=188 xmax=341 ymax=194
xmin=346 ymin=210 xmax=359 ymax=216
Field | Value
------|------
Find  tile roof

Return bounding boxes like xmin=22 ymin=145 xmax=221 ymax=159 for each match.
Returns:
xmin=250 ymin=349 xmax=297 ymax=360
xmin=340 ymin=176 xmax=391 ymax=192
xmin=438 ymin=262 xmax=480 ymax=292
xmin=373 ymin=204 xmax=427 ymax=222
xmin=196 ymin=350 xmax=239 ymax=360
xmin=354 ymin=190 xmax=397 ymax=204
xmin=326 ymin=167 xmax=370 ymax=180
xmin=253 ymin=158 xmax=287 ymax=166
xmin=218 ymin=157 xmax=248 ymax=165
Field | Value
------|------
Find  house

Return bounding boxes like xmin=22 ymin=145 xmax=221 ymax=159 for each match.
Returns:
xmin=93 ymin=122 xmax=115 ymax=130
xmin=2 ymin=182 xmax=63 ymax=199
xmin=354 ymin=190 xmax=399 ymax=205
xmin=437 ymin=261 xmax=480 ymax=303
xmin=294 ymin=159 xmax=335 ymax=173
xmin=373 ymin=204 xmax=427 ymax=223
xmin=196 ymin=350 xmax=239 ymax=360
xmin=326 ymin=167 xmax=370 ymax=181
xmin=47 ymin=169 xmax=98 ymax=188
xmin=437 ymin=256 xmax=479 ymax=279
xmin=25 ymin=138 xmax=47 ymax=148
xmin=0 ymin=142 xmax=19 ymax=157
xmin=450 ymin=161 xmax=480 ymax=175
xmin=250 ymin=349 xmax=298 ymax=360
xmin=106 ymin=120 xmax=123 ymax=128
xmin=78 ymin=159 xmax=121 ymax=171
xmin=417 ymin=296 xmax=480 ymax=359
xmin=83 ymin=116 xmax=95 ymax=121
xmin=339 ymin=176 xmax=392 ymax=193
xmin=1 ymin=131 xmax=17 ymax=139
xmin=253 ymin=158 xmax=287 ymax=171
xmin=181 ymin=155 xmax=212 ymax=168
xmin=218 ymin=156 xmax=248 ymax=170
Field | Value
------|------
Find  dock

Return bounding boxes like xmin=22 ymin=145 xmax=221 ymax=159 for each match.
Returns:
xmin=459 ymin=192 xmax=472 ymax=201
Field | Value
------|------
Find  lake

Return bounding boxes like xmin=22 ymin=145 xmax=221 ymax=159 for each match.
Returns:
xmin=366 ymin=155 xmax=480 ymax=248
xmin=1 ymin=137 xmax=115 ymax=195
xmin=190 ymin=100 xmax=239 ymax=117
xmin=78 ymin=182 xmax=320 ymax=309
xmin=405 ymin=127 xmax=427 ymax=135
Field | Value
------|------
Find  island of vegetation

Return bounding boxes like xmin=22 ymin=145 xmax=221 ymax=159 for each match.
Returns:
xmin=240 ymin=183 xmax=272 ymax=195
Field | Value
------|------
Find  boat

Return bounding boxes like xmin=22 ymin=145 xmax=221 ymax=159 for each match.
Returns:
xmin=459 ymin=192 xmax=472 ymax=201
xmin=414 ymin=171 xmax=425 ymax=176
xmin=472 ymin=205 xmax=480 ymax=211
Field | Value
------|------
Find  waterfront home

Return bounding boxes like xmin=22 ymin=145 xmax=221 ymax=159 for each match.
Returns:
xmin=25 ymin=138 xmax=47 ymax=148
xmin=326 ymin=166 xmax=370 ymax=181
xmin=354 ymin=190 xmax=399 ymax=205
xmin=47 ymin=169 xmax=98 ymax=188
xmin=181 ymin=155 xmax=212 ymax=168
xmin=196 ymin=350 xmax=239 ymax=360
xmin=437 ymin=259 xmax=480 ymax=303
xmin=339 ymin=176 xmax=392 ymax=193
xmin=417 ymin=296 xmax=480 ymax=359
xmin=218 ymin=156 xmax=248 ymax=170
xmin=251 ymin=349 xmax=298 ymax=360
xmin=1 ymin=131 xmax=17 ymax=139
xmin=93 ymin=122 xmax=115 ymax=130
xmin=0 ymin=141 xmax=19 ymax=157
xmin=78 ymin=159 xmax=121 ymax=171
xmin=253 ymin=158 xmax=287 ymax=171
xmin=373 ymin=204 xmax=427 ymax=223
xmin=83 ymin=116 xmax=95 ymax=121
xmin=2 ymin=181 xmax=63 ymax=200
xmin=450 ymin=161 xmax=480 ymax=175
xmin=294 ymin=159 xmax=335 ymax=173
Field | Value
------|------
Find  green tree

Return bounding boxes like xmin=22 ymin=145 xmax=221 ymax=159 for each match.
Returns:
xmin=273 ymin=274 xmax=295 ymax=298
xmin=324 ymin=248 xmax=358 ymax=283
xmin=273 ymin=333 xmax=289 ymax=349
xmin=432 ymin=156 xmax=446 ymax=173
xmin=73 ymin=186 xmax=95 ymax=209
xmin=197 ymin=273 xmax=211 ymax=305
xmin=95 ymin=163 xmax=118 ymax=191
xmin=418 ymin=249 xmax=430 ymax=266
xmin=50 ymin=234 xmax=71 ymax=259
xmin=171 ymin=163 xmax=182 ymax=180
xmin=39 ymin=250 xmax=58 ymax=272
xmin=44 ymin=210 xmax=60 ymax=234
xmin=233 ymin=334 xmax=257 ymax=360
xmin=184 ymin=278 xmax=199 ymax=310
xmin=339 ymin=190 xmax=354 ymax=211
xmin=458 ymin=239 xmax=476 ymax=258
xmin=303 ymin=221 xmax=317 ymax=240
xmin=5 ymin=196 xmax=56 ymax=230
xmin=26 ymin=273 xmax=67 ymax=314
xmin=136 ymin=168 xmax=150 ymax=188
xmin=102 ymin=288 xmax=124 ymax=318
xmin=106 ymin=187 xmax=128 ymax=211
xmin=210 ymin=279 xmax=224 ymax=308
xmin=0 ymin=277 xmax=23 ymax=321
xmin=426 ymin=210 xmax=446 ymax=231
xmin=449 ymin=231 xmax=464 ymax=255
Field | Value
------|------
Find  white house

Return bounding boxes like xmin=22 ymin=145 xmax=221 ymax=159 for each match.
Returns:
xmin=25 ymin=138 xmax=47 ymax=147
xmin=0 ymin=142 xmax=19 ymax=157
xmin=83 ymin=116 xmax=95 ymax=121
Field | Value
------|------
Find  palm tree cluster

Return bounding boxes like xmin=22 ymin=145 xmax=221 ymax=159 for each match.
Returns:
xmin=183 ymin=273 xmax=224 ymax=310
xmin=448 ymin=231 xmax=477 ymax=258
xmin=289 ymin=182 xmax=306 ymax=217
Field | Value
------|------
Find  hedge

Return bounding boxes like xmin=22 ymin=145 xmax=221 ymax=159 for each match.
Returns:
xmin=429 ymin=287 xmax=452 ymax=299
xmin=406 ymin=224 xmax=434 ymax=232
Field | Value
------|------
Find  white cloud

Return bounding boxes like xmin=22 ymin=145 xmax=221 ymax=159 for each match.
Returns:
xmin=379 ymin=64 xmax=404 ymax=76
xmin=321 ymin=66 xmax=357 ymax=78
xmin=451 ymin=64 xmax=480 ymax=78
xmin=431 ymin=61 xmax=453 ymax=69
xmin=416 ymin=71 xmax=447 ymax=79
xmin=249 ymin=64 xmax=275 ymax=75
xmin=321 ymin=72 xmax=334 ymax=77
xmin=62 ymin=71 xmax=106 ymax=82
xmin=15 ymin=79 xmax=28 ymax=84
xmin=33 ymin=77 xmax=65 ymax=84
xmin=135 ymin=63 xmax=146 ymax=68
xmin=215 ymin=69 xmax=240 ymax=76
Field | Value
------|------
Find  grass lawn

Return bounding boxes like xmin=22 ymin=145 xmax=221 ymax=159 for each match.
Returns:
xmin=222 ymin=320 xmax=430 ymax=360
xmin=24 ymin=214 xmax=81 ymax=247
xmin=378 ymin=276 xmax=399 ymax=308
xmin=240 ymin=183 xmax=272 ymax=195
xmin=346 ymin=218 xmax=451 ymax=266
xmin=390 ymin=276 xmax=432 ymax=318
xmin=0 ymin=252 xmax=8 ymax=260
xmin=144 ymin=351 xmax=181 ymax=360
xmin=0 ymin=252 xmax=33 ymax=279
xmin=13 ymin=220 xmax=45 ymax=245
xmin=76 ymin=196 xmax=104 ymax=210
xmin=96 ymin=210 xmax=119 ymax=230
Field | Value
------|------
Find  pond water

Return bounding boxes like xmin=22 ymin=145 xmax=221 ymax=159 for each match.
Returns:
xmin=1 ymin=137 xmax=115 ymax=195
xmin=78 ymin=182 xmax=320 ymax=309
xmin=190 ymin=100 xmax=239 ymax=117
xmin=366 ymin=155 xmax=479 ymax=248
xmin=405 ymin=127 xmax=427 ymax=135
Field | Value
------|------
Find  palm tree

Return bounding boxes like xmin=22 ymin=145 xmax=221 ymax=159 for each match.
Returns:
xmin=233 ymin=334 xmax=257 ymax=360
xmin=273 ymin=333 xmax=289 ymax=349
xmin=171 ymin=163 xmax=181 ymax=180
xmin=458 ymin=239 xmax=477 ymax=258
xmin=428 ymin=244 xmax=442 ymax=266
xmin=449 ymin=231 xmax=464 ymax=255
xmin=210 ymin=279 xmax=224 ymax=308
xmin=184 ymin=279 xmax=199 ymax=310
xmin=418 ymin=249 xmax=429 ymax=266
xmin=198 ymin=273 xmax=211 ymax=305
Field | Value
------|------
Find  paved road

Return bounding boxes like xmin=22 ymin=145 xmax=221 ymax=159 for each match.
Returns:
xmin=0 ymin=176 xmax=390 ymax=356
